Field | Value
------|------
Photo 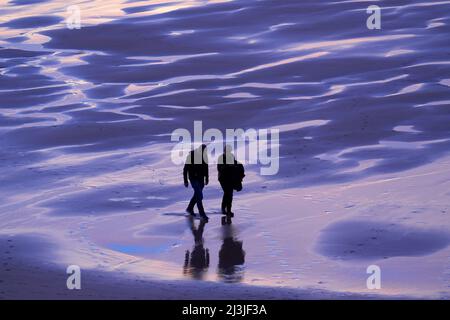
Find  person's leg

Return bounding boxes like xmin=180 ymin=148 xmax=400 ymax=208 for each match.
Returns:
xmin=187 ymin=195 xmax=196 ymax=213
xmin=221 ymin=182 xmax=233 ymax=215
xmin=193 ymin=181 xmax=206 ymax=217
xmin=220 ymin=181 xmax=227 ymax=214
xmin=227 ymin=187 xmax=233 ymax=214
xmin=186 ymin=181 xmax=196 ymax=214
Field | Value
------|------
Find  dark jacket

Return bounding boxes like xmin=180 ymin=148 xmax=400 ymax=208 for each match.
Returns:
xmin=217 ymin=153 xmax=236 ymax=183
xmin=217 ymin=154 xmax=245 ymax=188
xmin=183 ymin=150 xmax=209 ymax=183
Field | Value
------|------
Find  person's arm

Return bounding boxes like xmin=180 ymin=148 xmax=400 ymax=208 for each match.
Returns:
xmin=217 ymin=155 xmax=224 ymax=180
xmin=183 ymin=156 xmax=189 ymax=187
xmin=203 ymin=152 xmax=209 ymax=185
xmin=240 ymin=162 xmax=245 ymax=178
xmin=204 ymin=163 xmax=209 ymax=185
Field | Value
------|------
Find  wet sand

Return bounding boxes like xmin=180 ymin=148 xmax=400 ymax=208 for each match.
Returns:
xmin=1 ymin=0 xmax=450 ymax=299
xmin=1 ymin=157 xmax=449 ymax=299
xmin=1 ymin=234 xmax=397 ymax=300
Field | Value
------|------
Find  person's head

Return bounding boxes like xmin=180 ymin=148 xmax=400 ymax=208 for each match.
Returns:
xmin=193 ymin=144 xmax=208 ymax=164
xmin=223 ymin=144 xmax=234 ymax=164
xmin=224 ymin=144 xmax=233 ymax=154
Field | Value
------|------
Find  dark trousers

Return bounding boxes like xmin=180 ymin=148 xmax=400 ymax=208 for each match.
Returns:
xmin=187 ymin=179 xmax=205 ymax=215
xmin=220 ymin=180 xmax=233 ymax=214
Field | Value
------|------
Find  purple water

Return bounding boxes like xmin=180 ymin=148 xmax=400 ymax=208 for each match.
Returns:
xmin=1 ymin=0 xmax=450 ymax=298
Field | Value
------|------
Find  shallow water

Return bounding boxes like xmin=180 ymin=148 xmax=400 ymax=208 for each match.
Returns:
xmin=1 ymin=0 xmax=450 ymax=189
xmin=1 ymin=0 xmax=450 ymax=298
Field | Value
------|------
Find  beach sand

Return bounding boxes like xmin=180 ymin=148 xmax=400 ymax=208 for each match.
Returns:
xmin=1 ymin=157 xmax=449 ymax=299
xmin=1 ymin=0 xmax=449 ymax=299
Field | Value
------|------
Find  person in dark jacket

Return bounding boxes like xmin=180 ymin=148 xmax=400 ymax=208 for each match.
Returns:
xmin=217 ymin=145 xmax=244 ymax=217
xmin=184 ymin=144 xmax=209 ymax=221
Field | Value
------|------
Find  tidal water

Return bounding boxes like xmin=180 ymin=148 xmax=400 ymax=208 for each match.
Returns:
xmin=1 ymin=0 xmax=450 ymax=297
xmin=1 ymin=0 xmax=450 ymax=195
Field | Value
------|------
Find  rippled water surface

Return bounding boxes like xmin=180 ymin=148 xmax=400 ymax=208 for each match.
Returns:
xmin=1 ymin=0 xmax=450 ymax=187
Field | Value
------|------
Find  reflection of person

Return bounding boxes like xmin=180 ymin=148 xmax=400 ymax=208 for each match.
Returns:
xmin=218 ymin=225 xmax=245 ymax=283
xmin=184 ymin=144 xmax=209 ymax=221
xmin=217 ymin=145 xmax=245 ymax=217
xmin=183 ymin=217 xmax=209 ymax=280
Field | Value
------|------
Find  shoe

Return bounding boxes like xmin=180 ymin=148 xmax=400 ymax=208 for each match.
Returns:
xmin=221 ymin=209 xmax=227 ymax=215
xmin=186 ymin=208 xmax=195 ymax=216
xmin=227 ymin=211 xmax=234 ymax=217
xmin=200 ymin=214 xmax=209 ymax=222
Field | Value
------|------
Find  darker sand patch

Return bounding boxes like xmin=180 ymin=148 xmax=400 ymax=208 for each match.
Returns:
xmin=316 ymin=220 xmax=450 ymax=261
xmin=1 ymin=15 xmax=62 ymax=29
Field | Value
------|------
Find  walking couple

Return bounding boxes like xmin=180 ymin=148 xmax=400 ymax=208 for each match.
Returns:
xmin=183 ymin=144 xmax=245 ymax=222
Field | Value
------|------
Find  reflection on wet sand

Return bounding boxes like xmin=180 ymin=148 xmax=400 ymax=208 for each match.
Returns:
xmin=218 ymin=222 xmax=245 ymax=283
xmin=182 ymin=216 xmax=246 ymax=283
xmin=183 ymin=216 xmax=209 ymax=280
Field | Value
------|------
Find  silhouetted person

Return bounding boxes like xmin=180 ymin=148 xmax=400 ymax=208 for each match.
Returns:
xmin=183 ymin=216 xmax=209 ymax=280
xmin=217 ymin=145 xmax=245 ymax=217
xmin=184 ymin=144 xmax=209 ymax=221
xmin=218 ymin=224 xmax=245 ymax=283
